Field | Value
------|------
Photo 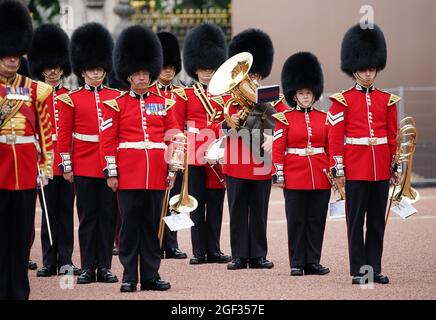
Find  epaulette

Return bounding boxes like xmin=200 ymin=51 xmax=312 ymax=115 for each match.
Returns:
xmin=68 ymin=87 xmax=83 ymax=96
xmin=102 ymin=91 xmax=127 ymax=112
xmin=378 ymin=89 xmax=401 ymax=106
xmin=271 ymin=94 xmax=285 ymax=107
xmin=165 ymin=98 xmax=176 ymax=112
xmin=172 ymin=86 xmax=188 ymax=101
xmin=56 ymin=93 xmax=74 ymax=107
xmin=272 ymin=112 xmax=289 ymax=125
xmin=35 ymin=81 xmax=53 ymax=104
xmin=329 ymin=92 xmax=348 ymax=107
xmin=211 ymin=96 xmax=225 ymax=108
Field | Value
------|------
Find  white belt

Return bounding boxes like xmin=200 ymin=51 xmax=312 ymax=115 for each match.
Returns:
xmin=118 ymin=141 xmax=167 ymax=150
xmin=187 ymin=127 xmax=200 ymax=134
xmin=345 ymin=137 xmax=387 ymax=146
xmin=287 ymin=147 xmax=325 ymax=156
xmin=0 ymin=135 xmax=36 ymax=144
xmin=52 ymin=134 xmax=58 ymax=142
xmin=74 ymin=133 xmax=99 ymax=143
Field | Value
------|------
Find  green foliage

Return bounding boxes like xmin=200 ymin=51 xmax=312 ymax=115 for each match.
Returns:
xmin=28 ymin=0 xmax=60 ymax=25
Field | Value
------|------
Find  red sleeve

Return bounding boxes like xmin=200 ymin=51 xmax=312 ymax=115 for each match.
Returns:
xmin=99 ymin=104 xmax=119 ymax=178
xmin=57 ymin=97 xmax=74 ymax=173
xmin=272 ymin=119 xmax=287 ymax=174
xmin=327 ymin=100 xmax=347 ymax=176
xmin=387 ymin=103 xmax=398 ymax=164
xmin=173 ymin=98 xmax=187 ymax=132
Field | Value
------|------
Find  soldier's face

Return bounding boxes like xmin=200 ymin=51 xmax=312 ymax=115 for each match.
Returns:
xmin=43 ymin=67 xmax=63 ymax=83
xmin=159 ymin=65 xmax=176 ymax=83
xmin=249 ymin=73 xmax=262 ymax=83
xmin=82 ymin=68 xmax=106 ymax=86
xmin=0 ymin=56 xmax=20 ymax=77
xmin=355 ymin=68 xmax=377 ymax=87
xmin=294 ymin=89 xmax=315 ymax=108
xmin=196 ymin=69 xmax=215 ymax=85
xmin=129 ymin=71 xmax=151 ymax=91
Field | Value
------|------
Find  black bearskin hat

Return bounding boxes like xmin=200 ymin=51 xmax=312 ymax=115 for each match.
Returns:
xmin=281 ymin=52 xmax=324 ymax=106
xmin=28 ymin=24 xmax=71 ymax=81
xmin=341 ymin=24 xmax=387 ymax=77
xmin=18 ymin=56 xmax=30 ymax=77
xmin=228 ymin=28 xmax=274 ymax=79
xmin=70 ymin=22 xmax=113 ymax=79
xmin=114 ymin=25 xmax=163 ymax=85
xmin=157 ymin=32 xmax=181 ymax=75
xmin=0 ymin=0 xmax=33 ymax=58
xmin=183 ymin=23 xmax=227 ymax=80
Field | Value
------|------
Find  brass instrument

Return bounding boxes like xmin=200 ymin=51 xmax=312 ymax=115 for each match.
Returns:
xmin=385 ymin=116 xmax=419 ymax=225
xmin=209 ymin=52 xmax=258 ymax=129
xmin=323 ymin=169 xmax=346 ymax=201
xmin=158 ymin=133 xmax=198 ymax=248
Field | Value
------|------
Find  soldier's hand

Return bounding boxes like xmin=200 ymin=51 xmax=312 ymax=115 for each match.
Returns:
xmin=335 ymin=176 xmax=345 ymax=190
xmin=230 ymin=113 xmax=240 ymax=127
xmin=63 ymin=172 xmax=74 ymax=183
xmin=167 ymin=171 xmax=176 ymax=189
xmin=107 ymin=177 xmax=118 ymax=192
xmin=391 ymin=171 xmax=401 ymax=186
xmin=262 ymin=133 xmax=273 ymax=154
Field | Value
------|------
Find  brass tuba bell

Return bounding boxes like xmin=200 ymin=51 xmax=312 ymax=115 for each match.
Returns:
xmin=209 ymin=52 xmax=258 ymax=129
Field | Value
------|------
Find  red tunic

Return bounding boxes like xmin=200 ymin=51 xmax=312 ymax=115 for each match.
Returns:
xmin=99 ymin=90 xmax=179 ymax=190
xmin=272 ymin=107 xmax=331 ymax=190
xmin=327 ymin=85 xmax=398 ymax=181
xmin=56 ymin=84 xmax=121 ymax=178
xmin=210 ymin=96 xmax=289 ymax=181
xmin=0 ymin=74 xmax=54 ymax=190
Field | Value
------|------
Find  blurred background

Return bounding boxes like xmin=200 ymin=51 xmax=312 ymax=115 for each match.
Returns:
xmin=21 ymin=0 xmax=436 ymax=185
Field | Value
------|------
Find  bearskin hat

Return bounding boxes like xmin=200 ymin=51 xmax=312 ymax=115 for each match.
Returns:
xmin=0 ymin=0 xmax=33 ymax=58
xmin=157 ymin=32 xmax=181 ymax=75
xmin=228 ymin=28 xmax=274 ymax=79
xmin=281 ymin=52 xmax=324 ymax=106
xmin=113 ymin=25 xmax=162 ymax=86
xmin=341 ymin=24 xmax=387 ymax=77
xmin=18 ymin=56 xmax=30 ymax=77
xmin=28 ymin=24 xmax=71 ymax=81
xmin=70 ymin=23 xmax=113 ymax=79
xmin=183 ymin=23 xmax=227 ymax=80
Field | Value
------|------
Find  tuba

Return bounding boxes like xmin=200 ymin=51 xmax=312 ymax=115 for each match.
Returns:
xmin=158 ymin=133 xmax=198 ymax=248
xmin=208 ymin=52 xmax=258 ymax=130
xmin=385 ymin=116 xmax=419 ymax=225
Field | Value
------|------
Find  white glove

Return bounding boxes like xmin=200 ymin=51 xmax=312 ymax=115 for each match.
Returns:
xmin=37 ymin=172 xmax=49 ymax=188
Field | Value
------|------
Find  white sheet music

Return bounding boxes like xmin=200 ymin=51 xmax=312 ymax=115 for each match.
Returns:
xmin=391 ymin=199 xmax=418 ymax=219
xmin=163 ymin=213 xmax=194 ymax=231
xmin=328 ymin=200 xmax=346 ymax=219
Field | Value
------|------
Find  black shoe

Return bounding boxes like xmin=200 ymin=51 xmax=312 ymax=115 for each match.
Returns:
xmin=28 ymin=260 xmax=38 ymax=270
xmin=140 ymin=278 xmax=171 ymax=291
xmin=227 ymin=258 xmax=248 ymax=270
xmin=207 ymin=252 xmax=232 ymax=264
xmin=112 ymin=246 xmax=119 ymax=256
xmin=248 ymin=257 xmax=274 ymax=269
xmin=165 ymin=248 xmax=188 ymax=259
xmin=290 ymin=267 xmax=304 ymax=276
xmin=97 ymin=268 xmax=119 ymax=283
xmin=374 ymin=273 xmax=389 ymax=284
xmin=58 ymin=264 xmax=82 ymax=276
xmin=120 ymin=282 xmax=137 ymax=293
xmin=304 ymin=263 xmax=330 ymax=275
xmin=77 ymin=269 xmax=96 ymax=284
xmin=36 ymin=265 xmax=57 ymax=277
xmin=189 ymin=254 xmax=206 ymax=265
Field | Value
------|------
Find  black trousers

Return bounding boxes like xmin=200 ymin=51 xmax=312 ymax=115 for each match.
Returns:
xmin=38 ymin=176 xmax=75 ymax=267
xmin=189 ymin=165 xmax=226 ymax=256
xmin=226 ymin=176 xmax=272 ymax=259
xmin=284 ymin=189 xmax=331 ymax=268
xmin=345 ymin=180 xmax=390 ymax=276
xmin=74 ymin=176 xmax=117 ymax=270
xmin=0 ymin=189 xmax=37 ymax=300
xmin=118 ymin=190 xmax=163 ymax=284
xmin=162 ymin=171 xmax=183 ymax=250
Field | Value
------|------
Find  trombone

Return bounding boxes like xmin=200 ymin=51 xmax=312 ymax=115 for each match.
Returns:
xmin=323 ymin=169 xmax=346 ymax=201
xmin=158 ymin=133 xmax=198 ymax=248
xmin=385 ymin=116 xmax=419 ymax=226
